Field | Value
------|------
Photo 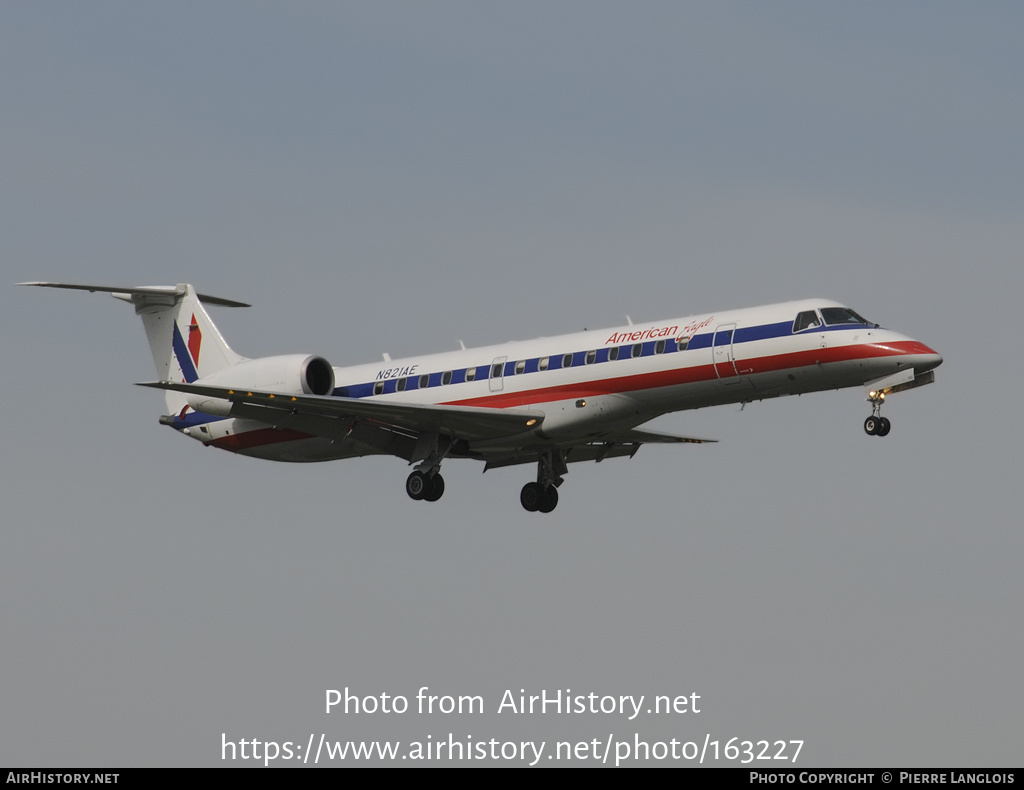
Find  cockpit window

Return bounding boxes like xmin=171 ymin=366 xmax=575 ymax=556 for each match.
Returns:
xmin=821 ymin=307 xmax=872 ymax=326
xmin=793 ymin=310 xmax=822 ymax=332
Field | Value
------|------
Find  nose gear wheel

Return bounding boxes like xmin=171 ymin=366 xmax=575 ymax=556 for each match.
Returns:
xmin=864 ymin=393 xmax=892 ymax=437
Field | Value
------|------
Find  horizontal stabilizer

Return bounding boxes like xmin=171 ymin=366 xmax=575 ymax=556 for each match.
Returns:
xmin=18 ymin=281 xmax=249 ymax=308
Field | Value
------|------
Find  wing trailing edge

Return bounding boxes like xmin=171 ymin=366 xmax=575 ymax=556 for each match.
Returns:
xmin=138 ymin=380 xmax=545 ymax=442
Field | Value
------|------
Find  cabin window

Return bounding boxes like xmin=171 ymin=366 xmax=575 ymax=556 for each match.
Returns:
xmin=539 ymin=357 xmax=549 ymax=371
xmin=515 ymin=360 xmax=526 ymax=375
xmin=491 ymin=363 xmax=503 ymax=378
xmin=821 ymin=307 xmax=872 ymax=326
xmin=631 ymin=343 xmax=643 ymax=358
xmin=585 ymin=350 xmax=596 ymax=365
xmin=373 ymin=381 xmax=384 ymax=395
xmin=793 ymin=310 xmax=822 ymax=332
xmin=562 ymin=353 xmax=573 ymax=368
xmin=441 ymin=370 xmax=452 ymax=385
xmin=676 ymin=337 xmax=689 ymax=351
xmin=419 ymin=374 xmax=429 ymax=389
xmin=654 ymin=339 xmax=665 ymax=354
xmin=396 ymin=377 xmax=407 ymax=392
xmin=608 ymin=346 xmax=619 ymax=361
xmin=465 ymin=367 xmax=476 ymax=382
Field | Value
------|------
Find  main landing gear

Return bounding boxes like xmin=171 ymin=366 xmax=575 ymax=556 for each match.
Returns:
xmin=520 ymin=449 xmax=568 ymax=514
xmin=404 ymin=443 xmax=571 ymax=513
xmin=520 ymin=482 xmax=558 ymax=513
xmin=405 ymin=433 xmax=451 ymax=503
xmin=406 ymin=470 xmax=445 ymax=502
xmin=864 ymin=391 xmax=891 ymax=437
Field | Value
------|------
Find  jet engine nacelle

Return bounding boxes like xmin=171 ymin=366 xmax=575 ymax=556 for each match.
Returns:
xmin=187 ymin=354 xmax=335 ymax=416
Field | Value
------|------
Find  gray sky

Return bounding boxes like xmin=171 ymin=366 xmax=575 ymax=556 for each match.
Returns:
xmin=3 ymin=1 xmax=1021 ymax=767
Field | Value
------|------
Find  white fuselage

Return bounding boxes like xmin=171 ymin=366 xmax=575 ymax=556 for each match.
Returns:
xmin=188 ymin=298 xmax=942 ymax=462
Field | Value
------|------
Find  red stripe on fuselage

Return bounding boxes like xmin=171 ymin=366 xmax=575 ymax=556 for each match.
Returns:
xmin=440 ymin=340 xmax=934 ymax=409
xmin=209 ymin=427 xmax=314 ymax=452
xmin=205 ymin=340 xmax=935 ymax=451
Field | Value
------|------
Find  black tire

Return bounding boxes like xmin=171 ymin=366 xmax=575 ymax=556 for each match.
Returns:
xmin=537 ymin=485 xmax=559 ymax=513
xmin=520 ymin=482 xmax=542 ymax=512
xmin=423 ymin=474 xmax=445 ymax=502
xmin=877 ymin=417 xmax=891 ymax=437
xmin=864 ymin=416 xmax=879 ymax=436
xmin=406 ymin=471 xmax=428 ymax=500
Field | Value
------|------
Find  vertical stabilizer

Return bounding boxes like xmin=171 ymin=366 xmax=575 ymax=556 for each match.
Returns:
xmin=20 ymin=281 xmax=248 ymax=413
xmin=127 ymin=284 xmax=245 ymax=413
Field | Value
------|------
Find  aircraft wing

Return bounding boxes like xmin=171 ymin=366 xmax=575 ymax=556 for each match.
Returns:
xmin=597 ymin=427 xmax=716 ymax=445
xmin=139 ymin=381 xmax=543 ymax=442
xmin=480 ymin=428 xmax=715 ymax=471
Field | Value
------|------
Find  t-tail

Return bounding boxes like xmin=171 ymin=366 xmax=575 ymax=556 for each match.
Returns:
xmin=18 ymin=282 xmax=248 ymax=415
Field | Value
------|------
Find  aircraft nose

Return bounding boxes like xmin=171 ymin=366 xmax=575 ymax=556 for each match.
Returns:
xmin=905 ymin=342 xmax=942 ymax=375
xmin=916 ymin=343 xmax=943 ymax=373
xmin=883 ymin=337 xmax=942 ymax=373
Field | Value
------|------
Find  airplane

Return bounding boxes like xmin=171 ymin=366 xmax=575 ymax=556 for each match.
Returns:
xmin=20 ymin=281 xmax=942 ymax=513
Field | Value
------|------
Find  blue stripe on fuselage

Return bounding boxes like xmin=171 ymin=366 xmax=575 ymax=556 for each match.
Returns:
xmin=167 ymin=410 xmax=226 ymax=429
xmin=333 ymin=319 xmax=881 ymax=400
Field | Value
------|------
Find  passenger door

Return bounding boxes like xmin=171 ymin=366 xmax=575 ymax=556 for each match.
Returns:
xmin=489 ymin=356 xmax=507 ymax=392
xmin=712 ymin=323 xmax=738 ymax=380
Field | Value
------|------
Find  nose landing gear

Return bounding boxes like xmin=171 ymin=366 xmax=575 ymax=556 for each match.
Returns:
xmin=864 ymin=391 xmax=891 ymax=437
xmin=863 ymin=415 xmax=891 ymax=436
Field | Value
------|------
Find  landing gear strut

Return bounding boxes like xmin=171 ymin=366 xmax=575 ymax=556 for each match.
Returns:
xmin=864 ymin=391 xmax=891 ymax=437
xmin=521 ymin=449 xmax=567 ymax=514
xmin=405 ymin=433 xmax=451 ymax=503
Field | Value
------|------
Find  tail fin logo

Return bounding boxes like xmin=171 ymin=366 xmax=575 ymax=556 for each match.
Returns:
xmin=171 ymin=316 xmax=201 ymax=383
xmin=187 ymin=314 xmax=202 ymax=369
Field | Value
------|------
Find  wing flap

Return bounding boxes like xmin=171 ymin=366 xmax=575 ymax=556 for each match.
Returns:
xmin=597 ymin=427 xmax=716 ymax=444
xmin=482 ymin=443 xmax=641 ymax=471
xmin=481 ymin=428 xmax=716 ymax=471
